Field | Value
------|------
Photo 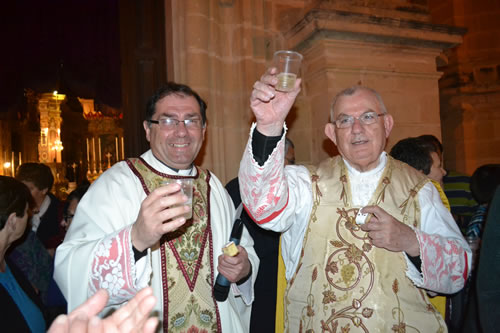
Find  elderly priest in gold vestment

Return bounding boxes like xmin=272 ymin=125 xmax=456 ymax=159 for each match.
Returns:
xmin=239 ymin=68 xmax=471 ymax=332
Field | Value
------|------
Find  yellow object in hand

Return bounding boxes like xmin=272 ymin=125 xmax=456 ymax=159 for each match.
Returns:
xmin=222 ymin=241 xmax=239 ymax=257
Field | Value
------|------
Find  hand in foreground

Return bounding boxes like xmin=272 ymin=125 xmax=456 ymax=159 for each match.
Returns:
xmin=250 ymin=67 xmax=301 ymax=136
xmin=48 ymin=287 xmax=158 ymax=333
xmin=359 ymin=205 xmax=420 ymax=257
xmin=217 ymin=246 xmax=251 ymax=283
xmin=131 ymin=183 xmax=191 ymax=251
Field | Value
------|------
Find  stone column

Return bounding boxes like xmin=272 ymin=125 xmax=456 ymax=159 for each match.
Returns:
xmin=167 ymin=0 xmax=465 ymax=182
xmin=429 ymin=0 xmax=500 ymax=173
xmin=283 ymin=6 xmax=464 ymax=164
xmin=169 ymin=0 xmax=276 ymax=182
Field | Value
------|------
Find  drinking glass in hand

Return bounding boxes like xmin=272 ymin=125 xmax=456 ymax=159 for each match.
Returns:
xmin=273 ymin=50 xmax=303 ymax=92
xmin=162 ymin=178 xmax=193 ymax=220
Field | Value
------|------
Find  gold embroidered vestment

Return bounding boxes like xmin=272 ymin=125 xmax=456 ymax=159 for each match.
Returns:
xmin=284 ymin=156 xmax=447 ymax=332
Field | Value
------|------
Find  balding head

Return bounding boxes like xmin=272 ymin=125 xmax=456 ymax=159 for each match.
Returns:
xmin=324 ymin=87 xmax=393 ymax=172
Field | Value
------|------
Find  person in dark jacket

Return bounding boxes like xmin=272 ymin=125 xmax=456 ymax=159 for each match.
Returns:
xmin=9 ymin=162 xmax=66 ymax=322
xmin=15 ymin=162 xmax=64 ymax=251
xmin=0 ymin=176 xmax=47 ymax=332
xmin=475 ymin=186 xmax=500 ymax=332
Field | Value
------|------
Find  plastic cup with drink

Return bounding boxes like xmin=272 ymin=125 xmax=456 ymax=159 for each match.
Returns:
xmin=273 ymin=50 xmax=303 ymax=92
xmin=162 ymin=178 xmax=193 ymax=220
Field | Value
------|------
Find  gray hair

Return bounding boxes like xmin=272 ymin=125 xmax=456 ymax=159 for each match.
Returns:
xmin=329 ymin=86 xmax=388 ymax=122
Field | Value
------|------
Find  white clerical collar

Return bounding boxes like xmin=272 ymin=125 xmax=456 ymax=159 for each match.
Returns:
xmin=343 ymin=152 xmax=387 ymax=177
xmin=143 ymin=150 xmax=196 ymax=176
xmin=344 ymin=152 xmax=388 ymax=206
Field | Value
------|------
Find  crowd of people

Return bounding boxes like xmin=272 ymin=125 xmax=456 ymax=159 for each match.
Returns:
xmin=1 ymin=65 xmax=499 ymax=333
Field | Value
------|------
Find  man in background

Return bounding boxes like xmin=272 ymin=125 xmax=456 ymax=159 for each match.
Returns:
xmin=418 ymin=135 xmax=477 ymax=233
xmin=390 ymin=137 xmax=448 ymax=208
xmin=390 ymin=136 xmax=451 ymax=319
xmin=417 ymin=135 xmax=477 ymax=332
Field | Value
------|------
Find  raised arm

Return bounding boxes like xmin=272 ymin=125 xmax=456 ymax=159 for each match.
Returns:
xmin=54 ymin=164 xmax=189 ymax=310
xmin=250 ymin=67 xmax=301 ymax=136
xmin=240 ymin=67 xmax=302 ymax=222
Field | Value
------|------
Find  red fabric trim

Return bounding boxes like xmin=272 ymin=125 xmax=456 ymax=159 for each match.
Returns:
xmin=126 ymin=158 xmax=199 ymax=195
xmin=126 ymin=159 xmax=150 ymax=194
xmin=160 ymin=235 xmax=169 ymax=331
xmin=463 ymin=250 xmax=469 ymax=281
xmin=88 ymin=228 xmax=137 ymax=304
xmin=137 ymin=157 xmax=199 ymax=180
xmin=158 ymin=169 xmax=222 ymax=332
xmin=166 ymin=217 xmax=210 ymax=292
xmin=243 ymin=192 xmax=289 ymax=225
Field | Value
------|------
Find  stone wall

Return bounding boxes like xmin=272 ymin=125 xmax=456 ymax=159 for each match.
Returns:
xmin=429 ymin=0 xmax=500 ymax=174
xmin=168 ymin=0 xmax=465 ymax=183
xmin=168 ymin=0 xmax=279 ymax=182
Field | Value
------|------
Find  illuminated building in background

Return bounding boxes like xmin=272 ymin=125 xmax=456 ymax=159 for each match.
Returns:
xmin=38 ymin=91 xmax=65 ymax=163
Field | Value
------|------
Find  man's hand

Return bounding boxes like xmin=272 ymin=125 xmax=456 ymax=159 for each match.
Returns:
xmin=47 ymin=287 xmax=158 ymax=333
xmin=131 ymin=183 xmax=191 ymax=251
xmin=359 ymin=205 xmax=420 ymax=257
xmin=217 ymin=246 xmax=251 ymax=283
xmin=250 ymin=67 xmax=301 ymax=136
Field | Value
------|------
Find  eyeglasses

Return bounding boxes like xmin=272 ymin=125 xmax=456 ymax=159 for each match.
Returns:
xmin=334 ymin=111 xmax=385 ymax=129
xmin=149 ymin=118 xmax=203 ymax=130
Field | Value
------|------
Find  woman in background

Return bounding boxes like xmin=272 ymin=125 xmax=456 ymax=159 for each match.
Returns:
xmin=1 ymin=176 xmax=158 ymax=333
xmin=0 ymin=175 xmax=46 ymax=332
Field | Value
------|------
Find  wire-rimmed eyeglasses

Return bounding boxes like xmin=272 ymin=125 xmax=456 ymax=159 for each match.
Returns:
xmin=148 ymin=118 xmax=203 ymax=130
xmin=334 ymin=111 xmax=385 ymax=129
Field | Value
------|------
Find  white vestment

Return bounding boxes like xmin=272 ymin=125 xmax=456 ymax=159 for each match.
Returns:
xmin=55 ymin=150 xmax=258 ymax=332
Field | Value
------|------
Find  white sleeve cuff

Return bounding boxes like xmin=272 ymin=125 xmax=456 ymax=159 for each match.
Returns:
xmin=230 ymin=277 xmax=253 ymax=305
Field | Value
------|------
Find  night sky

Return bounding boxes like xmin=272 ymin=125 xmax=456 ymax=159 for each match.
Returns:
xmin=0 ymin=0 xmax=121 ymax=111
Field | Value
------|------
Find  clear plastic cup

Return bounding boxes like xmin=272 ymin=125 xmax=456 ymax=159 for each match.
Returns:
xmin=162 ymin=178 xmax=193 ymax=220
xmin=273 ymin=50 xmax=303 ymax=92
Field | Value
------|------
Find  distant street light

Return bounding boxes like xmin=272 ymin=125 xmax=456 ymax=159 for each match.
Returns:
xmin=3 ymin=162 xmax=11 ymax=176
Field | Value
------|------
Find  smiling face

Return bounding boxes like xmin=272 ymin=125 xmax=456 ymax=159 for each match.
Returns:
xmin=325 ymin=88 xmax=393 ymax=172
xmin=143 ymin=94 xmax=206 ymax=170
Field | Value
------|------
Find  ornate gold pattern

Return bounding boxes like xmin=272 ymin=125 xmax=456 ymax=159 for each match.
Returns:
xmin=285 ymin=156 xmax=446 ymax=332
xmin=127 ymin=159 xmax=221 ymax=332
